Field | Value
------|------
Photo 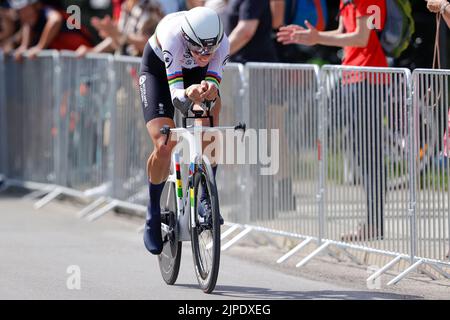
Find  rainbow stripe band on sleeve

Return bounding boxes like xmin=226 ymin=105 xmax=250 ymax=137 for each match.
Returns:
xmin=205 ymin=71 xmax=222 ymax=87
xmin=167 ymin=71 xmax=183 ymax=86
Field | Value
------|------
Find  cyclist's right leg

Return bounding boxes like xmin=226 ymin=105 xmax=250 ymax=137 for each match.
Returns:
xmin=144 ymin=117 xmax=177 ymax=255
xmin=139 ymin=42 xmax=177 ymax=255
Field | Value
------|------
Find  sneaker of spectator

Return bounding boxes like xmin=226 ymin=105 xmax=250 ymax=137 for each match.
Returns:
xmin=76 ymin=0 xmax=164 ymax=58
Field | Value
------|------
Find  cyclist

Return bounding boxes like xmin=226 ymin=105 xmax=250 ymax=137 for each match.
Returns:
xmin=139 ymin=7 xmax=230 ymax=255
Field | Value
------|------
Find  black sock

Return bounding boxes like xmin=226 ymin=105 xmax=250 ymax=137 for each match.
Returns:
xmin=143 ymin=181 xmax=166 ymax=254
xmin=148 ymin=181 xmax=165 ymax=218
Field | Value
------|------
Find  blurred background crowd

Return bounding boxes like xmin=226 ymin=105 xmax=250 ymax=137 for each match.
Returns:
xmin=0 ymin=0 xmax=448 ymax=69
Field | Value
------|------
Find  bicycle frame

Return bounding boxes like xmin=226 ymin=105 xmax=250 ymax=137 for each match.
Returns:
xmin=165 ymin=125 xmax=245 ymax=242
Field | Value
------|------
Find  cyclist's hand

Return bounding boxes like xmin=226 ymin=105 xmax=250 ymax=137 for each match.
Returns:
xmin=185 ymin=84 xmax=204 ymax=104
xmin=200 ymin=81 xmax=218 ymax=101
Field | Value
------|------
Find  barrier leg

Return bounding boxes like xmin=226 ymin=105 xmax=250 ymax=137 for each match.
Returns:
xmin=387 ymin=259 xmax=424 ymax=286
xmin=221 ymin=227 xmax=253 ymax=251
xmin=77 ymin=197 xmax=107 ymax=218
xmin=34 ymin=187 xmax=62 ymax=210
xmin=277 ymin=237 xmax=313 ymax=264
xmin=86 ymin=200 xmax=119 ymax=222
xmin=296 ymin=241 xmax=331 ymax=268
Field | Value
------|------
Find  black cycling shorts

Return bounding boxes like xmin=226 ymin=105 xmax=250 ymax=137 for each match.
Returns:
xmin=139 ymin=42 xmax=209 ymax=123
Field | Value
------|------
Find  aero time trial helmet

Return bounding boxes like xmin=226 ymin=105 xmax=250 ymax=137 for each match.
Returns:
xmin=181 ymin=7 xmax=224 ymax=56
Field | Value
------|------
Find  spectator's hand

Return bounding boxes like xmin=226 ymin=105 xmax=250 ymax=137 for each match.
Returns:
xmin=200 ymin=80 xmax=218 ymax=101
xmin=13 ymin=46 xmax=27 ymax=62
xmin=91 ymin=15 xmax=120 ymax=39
xmin=277 ymin=24 xmax=305 ymax=44
xmin=27 ymin=46 xmax=42 ymax=59
xmin=186 ymin=84 xmax=206 ymax=104
xmin=1 ymin=41 xmax=14 ymax=55
xmin=277 ymin=21 xmax=319 ymax=46
xmin=75 ymin=45 xmax=91 ymax=58
xmin=427 ymin=0 xmax=448 ymax=13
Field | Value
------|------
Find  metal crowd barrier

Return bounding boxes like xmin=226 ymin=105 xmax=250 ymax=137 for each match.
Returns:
xmin=245 ymin=63 xmax=321 ymax=237
xmin=215 ymin=63 xmax=251 ymax=224
xmin=56 ymin=52 xmax=115 ymax=195
xmin=2 ymin=51 xmax=58 ymax=185
xmin=111 ymin=55 xmax=150 ymax=205
xmin=320 ymin=65 xmax=413 ymax=256
xmin=1 ymin=51 xmax=449 ymax=283
xmin=412 ymin=69 xmax=450 ymax=263
xmin=0 ymin=52 xmax=6 ymax=180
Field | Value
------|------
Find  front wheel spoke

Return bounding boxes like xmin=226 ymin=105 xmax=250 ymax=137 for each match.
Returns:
xmin=199 ymin=233 xmax=212 ymax=271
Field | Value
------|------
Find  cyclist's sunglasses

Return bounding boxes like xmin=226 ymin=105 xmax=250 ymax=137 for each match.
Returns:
xmin=182 ymin=31 xmax=219 ymax=56
xmin=186 ymin=41 xmax=218 ymax=56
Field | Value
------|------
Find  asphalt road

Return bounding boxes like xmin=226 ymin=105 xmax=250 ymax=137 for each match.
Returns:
xmin=0 ymin=193 xmax=420 ymax=300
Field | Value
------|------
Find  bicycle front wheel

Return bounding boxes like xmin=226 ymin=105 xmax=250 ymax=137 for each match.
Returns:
xmin=190 ymin=159 xmax=221 ymax=294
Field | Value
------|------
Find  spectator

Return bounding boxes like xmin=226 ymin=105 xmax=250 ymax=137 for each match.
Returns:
xmin=112 ymin=0 xmax=124 ymax=21
xmin=225 ymin=0 xmax=278 ymax=63
xmin=10 ymin=0 xmax=94 ymax=60
xmin=427 ymin=0 xmax=450 ymax=27
xmin=204 ymin=0 xmax=228 ymax=25
xmin=76 ymin=0 xmax=164 ymax=57
xmin=152 ymin=0 xmax=182 ymax=15
xmin=0 ymin=4 xmax=18 ymax=50
xmin=186 ymin=0 xmax=205 ymax=9
xmin=204 ymin=0 xmax=227 ymax=15
xmin=61 ymin=0 xmax=114 ymax=45
xmin=278 ymin=0 xmax=388 ymax=241
xmin=273 ymin=0 xmax=330 ymax=63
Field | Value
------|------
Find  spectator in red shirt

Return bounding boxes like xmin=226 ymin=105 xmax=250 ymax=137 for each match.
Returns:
xmin=278 ymin=0 xmax=387 ymax=67
xmin=278 ymin=0 xmax=388 ymax=241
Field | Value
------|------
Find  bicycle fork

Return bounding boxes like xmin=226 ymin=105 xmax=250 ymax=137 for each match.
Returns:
xmin=172 ymin=152 xmax=196 ymax=242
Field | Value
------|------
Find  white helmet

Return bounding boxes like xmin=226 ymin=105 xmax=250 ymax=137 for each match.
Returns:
xmin=181 ymin=7 xmax=224 ymax=55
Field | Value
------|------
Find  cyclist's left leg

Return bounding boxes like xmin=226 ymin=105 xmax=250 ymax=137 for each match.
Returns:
xmin=197 ymin=98 xmax=223 ymax=224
